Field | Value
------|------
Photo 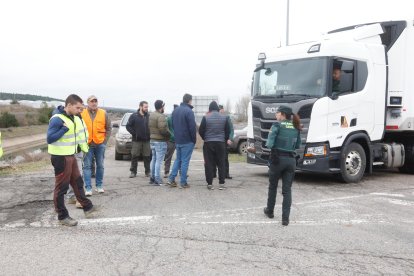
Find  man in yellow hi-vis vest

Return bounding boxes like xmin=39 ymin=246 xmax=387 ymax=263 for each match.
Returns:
xmin=0 ymin=131 xmax=3 ymax=158
xmin=47 ymin=94 xmax=98 ymax=226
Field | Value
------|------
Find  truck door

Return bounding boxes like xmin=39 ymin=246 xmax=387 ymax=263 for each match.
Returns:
xmin=327 ymin=59 xmax=372 ymax=148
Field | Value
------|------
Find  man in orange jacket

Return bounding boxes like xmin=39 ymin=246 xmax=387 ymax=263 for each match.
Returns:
xmin=82 ymin=95 xmax=112 ymax=196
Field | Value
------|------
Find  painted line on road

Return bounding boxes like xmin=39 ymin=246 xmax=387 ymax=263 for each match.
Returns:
xmin=3 ymin=192 xmax=413 ymax=230
xmin=370 ymin=193 xmax=405 ymax=198
xmin=380 ymin=198 xmax=414 ymax=207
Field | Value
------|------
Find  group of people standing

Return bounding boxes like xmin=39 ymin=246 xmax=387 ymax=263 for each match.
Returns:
xmin=126 ymin=93 xmax=235 ymax=190
xmin=46 ymin=92 xmax=301 ymax=227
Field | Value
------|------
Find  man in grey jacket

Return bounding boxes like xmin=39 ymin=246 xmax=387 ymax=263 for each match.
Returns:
xmin=149 ymin=100 xmax=170 ymax=185
xmin=199 ymin=101 xmax=230 ymax=190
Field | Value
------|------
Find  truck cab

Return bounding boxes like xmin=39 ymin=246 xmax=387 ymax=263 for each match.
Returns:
xmin=247 ymin=20 xmax=414 ymax=182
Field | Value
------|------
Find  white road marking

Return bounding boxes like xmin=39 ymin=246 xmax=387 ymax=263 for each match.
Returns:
xmin=370 ymin=192 xmax=405 ymax=197
xmin=383 ymin=198 xmax=414 ymax=207
xmin=3 ymin=193 xmax=413 ymax=230
xmin=79 ymin=215 xmax=155 ymax=225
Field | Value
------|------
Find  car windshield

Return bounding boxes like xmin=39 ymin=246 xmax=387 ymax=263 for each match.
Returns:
xmin=121 ymin=113 xmax=132 ymax=126
xmin=253 ymin=57 xmax=328 ymax=99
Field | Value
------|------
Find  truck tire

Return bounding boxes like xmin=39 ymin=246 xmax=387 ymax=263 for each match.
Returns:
xmin=115 ymin=150 xmax=123 ymax=160
xmin=238 ymin=141 xmax=248 ymax=155
xmin=399 ymin=143 xmax=414 ymax=174
xmin=340 ymin=142 xmax=366 ymax=183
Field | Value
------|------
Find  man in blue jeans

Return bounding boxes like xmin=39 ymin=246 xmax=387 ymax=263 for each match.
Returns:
xmin=149 ymin=100 xmax=170 ymax=185
xmin=81 ymin=95 xmax=112 ymax=196
xmin=167 ymin=93 xmax=197 ymax=188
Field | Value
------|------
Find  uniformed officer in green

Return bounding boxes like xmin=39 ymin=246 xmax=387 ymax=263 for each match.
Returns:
xmin=263 ymin=105 xmax=301 ymax=226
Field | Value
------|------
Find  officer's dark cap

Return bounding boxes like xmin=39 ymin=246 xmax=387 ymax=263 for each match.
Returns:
xmin=277 ymin=105 xmax=293 ymax=115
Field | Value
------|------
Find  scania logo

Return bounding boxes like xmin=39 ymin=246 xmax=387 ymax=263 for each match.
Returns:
xmin=265 ymin=107 xmax=279 ymax=113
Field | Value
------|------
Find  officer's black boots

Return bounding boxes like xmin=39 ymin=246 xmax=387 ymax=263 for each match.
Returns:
xmin=263 ymin=207 xmax=274 ymax=218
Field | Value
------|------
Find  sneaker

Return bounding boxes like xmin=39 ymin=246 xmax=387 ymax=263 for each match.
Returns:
xmin=167 ymin=180 xmax=177 ymax=187
xmin=149 ymin=177 xmax=155 ymax=184
xmin=96 ymin=188 xmax=105 ymax=194
xmin=225 ymin=175 xmax=233 ymax=179
xmin=129 ymin=172 xmax=137 ymax=178
xmin=218 ymin=184 xmax=227 ymax=190
xmin=282 ymin=217 xmax=289 ymax=226
xmin=84 ymin=205 xmax=100 ymax=219
xmin=182 ymin=184 xmax=190 ymax=188
xmin=59 ymin=217 xmax=78 ymax=227
xmin=75 ymin=200 xmax=83 ymax=209
xmin=207 ymin=185 xmax=214 ymax=190
xmin=85 ymin=190 xmax=92 ymax=197
xmin=67 ymin=197 xmax=76 ymax=204
xmin=263 ymin=207 xmax=274 ymax=219
xmin=145 ymin=172 xmax=151 ymax=177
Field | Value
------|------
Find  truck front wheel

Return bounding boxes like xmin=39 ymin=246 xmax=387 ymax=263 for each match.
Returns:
xmin=340 ymin=143 xmax=366 ymax=183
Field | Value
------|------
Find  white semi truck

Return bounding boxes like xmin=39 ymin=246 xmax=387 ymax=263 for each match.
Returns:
xmin=247 ymin=20 xmax=414 ymax=182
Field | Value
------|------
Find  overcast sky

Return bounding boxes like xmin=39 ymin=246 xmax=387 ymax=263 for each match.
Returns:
xmin=0 ymin=0 xmax=412 ymax=112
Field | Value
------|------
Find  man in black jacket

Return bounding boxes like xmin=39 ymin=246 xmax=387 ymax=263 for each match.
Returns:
xmin=126 ymin=101 xmax=151 ymax=178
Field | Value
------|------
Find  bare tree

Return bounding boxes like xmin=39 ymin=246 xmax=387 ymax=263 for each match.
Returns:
xmin=234 ymin=95 xmax=250 ymax=122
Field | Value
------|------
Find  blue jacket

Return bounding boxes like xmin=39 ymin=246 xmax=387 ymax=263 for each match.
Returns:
xmin=47 ymin=105 xmax=70 ymax=144
xmin=171 ymin=103 xmax=196 ymax=144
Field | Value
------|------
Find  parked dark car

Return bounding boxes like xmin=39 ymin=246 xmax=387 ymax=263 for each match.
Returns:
xmin=229 ymin=126 xmax=248 ymax=155
xmin=113 ymin=112 xmax=132 ymax=160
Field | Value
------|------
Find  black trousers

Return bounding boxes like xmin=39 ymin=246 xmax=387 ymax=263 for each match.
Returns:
xmin=51 ymin=155 xmax=93 ymax=220
xmin=224 ymin=147 xmax=230 ymax=177
xmin=267 ymin=156 xmax=296 ymax=219
xmin=203 ymin=141 xmax=226 ymax=185
xmin=164 ymin=141 xmax=176 ymax=175
xmin=130 ymin=141 xmax=151 ymax=174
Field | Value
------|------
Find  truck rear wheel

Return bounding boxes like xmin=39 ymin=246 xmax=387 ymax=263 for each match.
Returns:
xmin=340 ymin=143 xmax=366 ymax=183
xmin=399 ymin=143 xmax=414 ymax=174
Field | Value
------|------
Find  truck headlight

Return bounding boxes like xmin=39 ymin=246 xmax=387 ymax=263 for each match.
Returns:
xmin=305 ymin=145 xmax=327 ymax=157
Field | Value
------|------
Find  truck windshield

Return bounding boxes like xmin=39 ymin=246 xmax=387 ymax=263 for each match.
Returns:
xmin=253 ymin=57 xmax=328 ymax=99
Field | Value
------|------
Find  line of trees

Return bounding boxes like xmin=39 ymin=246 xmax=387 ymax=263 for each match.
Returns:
xmin=0 ymin=92 xmax=63 ymax=102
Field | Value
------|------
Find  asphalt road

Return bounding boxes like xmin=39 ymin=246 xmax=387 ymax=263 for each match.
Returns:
xmin=1 ymin=145 xmax=413 ymax=275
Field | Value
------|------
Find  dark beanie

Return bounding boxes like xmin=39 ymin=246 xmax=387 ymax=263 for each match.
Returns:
xmin=277 ymin=105 xmax=293 ymax=115
xmin=209 ymin=101 xmax=220 ymax=112
xmin=154 ymin=100 xmax=165 ymax=110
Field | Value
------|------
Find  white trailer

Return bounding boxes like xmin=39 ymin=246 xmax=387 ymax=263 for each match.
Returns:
xmin=247 ymin=20 xmax=414 ymax=182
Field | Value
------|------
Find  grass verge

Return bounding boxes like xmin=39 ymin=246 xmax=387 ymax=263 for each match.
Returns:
xmin=228 ymin=153 xmax=247 ymax=163
xmin=1 ymin=125 xmax=48 ymax=139
xmin=0 ymin=159 xmax=50 ymax=176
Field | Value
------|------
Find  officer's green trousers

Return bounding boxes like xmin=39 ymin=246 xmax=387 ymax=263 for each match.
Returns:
xmin=267 ymin=156 xmax=296 ymax=219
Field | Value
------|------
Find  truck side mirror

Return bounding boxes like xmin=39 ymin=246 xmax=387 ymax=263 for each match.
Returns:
xmin=330 ymin=93 xmax=339 ymax=100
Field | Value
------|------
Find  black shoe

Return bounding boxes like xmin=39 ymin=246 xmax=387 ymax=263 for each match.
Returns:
xmin=282 ymin=219 xmax=289 ymax=226
xmin=129 ymin=172 xmax=136 ymax=178
xmin=263 ymin=207 xmax=274 ymax=219
xmin=225 ymin=175 xmax=233 ymax=179
xmin=149 ymin=177 xmax=155 ymax=184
